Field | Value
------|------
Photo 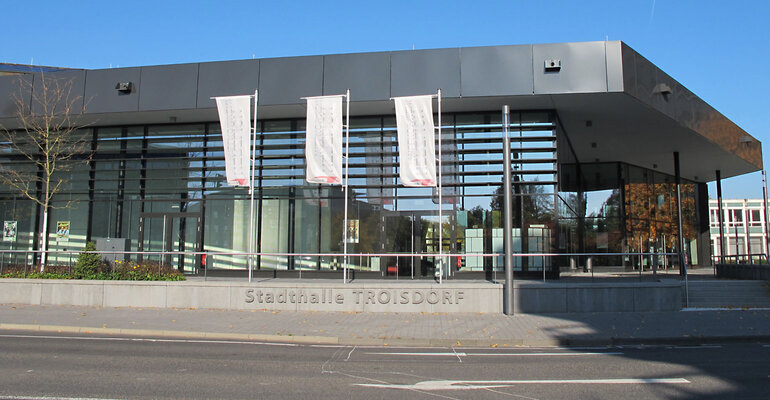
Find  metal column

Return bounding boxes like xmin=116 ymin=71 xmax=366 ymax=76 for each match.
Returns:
xmin=716 ymin=170 xmax=725 ymax=264
xmin=502 ymin=106 xmax=514 ymax=315
xmin=674 ymin=152 xmax=688 ymax=306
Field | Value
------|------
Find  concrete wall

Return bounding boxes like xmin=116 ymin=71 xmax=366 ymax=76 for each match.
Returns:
xmin=716 ymin=264 xmax=770 ymax=280
xmin=0 ymin=279 xmax=503 ymax=314
xmin=512 ymin=281 xmax=683 ymax=313
xmin=0 ymin=279 xmax=683 ymax=313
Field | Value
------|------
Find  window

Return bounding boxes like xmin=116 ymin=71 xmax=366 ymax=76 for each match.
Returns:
xmin=730 ymin=209 xmax=743 ymax=224
xmin=750 ymin=209 xmax=761 ymax=226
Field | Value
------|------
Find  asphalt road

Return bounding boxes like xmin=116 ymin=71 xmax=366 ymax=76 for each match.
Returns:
xmin=0 ymin=332 xmax=767 ymax=399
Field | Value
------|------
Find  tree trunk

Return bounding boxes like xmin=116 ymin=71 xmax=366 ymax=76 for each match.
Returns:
xmin=39 ymin=207 xmax=48 ymax=272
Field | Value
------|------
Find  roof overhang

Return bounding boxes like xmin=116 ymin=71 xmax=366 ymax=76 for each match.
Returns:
xmin=0 ymin=41 xmax=760 ymax=183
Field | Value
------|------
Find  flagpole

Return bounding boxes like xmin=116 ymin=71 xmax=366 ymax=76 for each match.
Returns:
xmin=342 ymin=89 xmax=351 ymax=283
xmin=437 ymin=88 xmax=443 ymax=284
xmin=248 ymin=89 xmax=258 ymax=283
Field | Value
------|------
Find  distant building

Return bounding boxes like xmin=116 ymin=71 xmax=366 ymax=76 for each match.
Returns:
xmin=709 ymin=199 xmax=769 ymax=262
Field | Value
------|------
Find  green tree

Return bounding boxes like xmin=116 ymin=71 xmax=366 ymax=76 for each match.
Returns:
xmin=74 ymin=241 xmax=102 ymax=279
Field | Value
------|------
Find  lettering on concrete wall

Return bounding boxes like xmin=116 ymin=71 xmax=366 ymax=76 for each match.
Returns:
xmin=244 ymin=289 xmax=464 ymax=306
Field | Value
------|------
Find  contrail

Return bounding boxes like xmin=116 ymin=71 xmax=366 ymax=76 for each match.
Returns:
xmin=650 ymin=0 xmax=656 ymax=23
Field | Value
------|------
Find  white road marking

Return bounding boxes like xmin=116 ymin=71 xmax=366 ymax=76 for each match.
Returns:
xmin=683 ymin=307 xmax=770 ymax=311
xmin=451 ymin=347 xmax=463 ymax=363
xmin=463 ymin=352 xmax=623 ymax=357
xmin=365 ymin=352 xmax=467 ymax=357
xmin=0 ymin=333 xmax=344 ymax=348
xmin=670 ymin=345 xmax=722 ymax=349
xmin=356 ymin=378 xmax=691 ymax=391
xmin=345 ymin=346 xmax=357 ymax=361
xmin=0 ymin=397 xmax=124 ymax=400
xmin=363 ymin=351 xmax=622 ymax=357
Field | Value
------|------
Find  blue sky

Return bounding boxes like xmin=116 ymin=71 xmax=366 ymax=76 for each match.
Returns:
xmin=5 ymin=0 xmax=768 ymax=199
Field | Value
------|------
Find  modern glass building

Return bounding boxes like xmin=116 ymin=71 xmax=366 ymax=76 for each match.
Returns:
xmin=0 ymin=41 xmax=762 ymax=278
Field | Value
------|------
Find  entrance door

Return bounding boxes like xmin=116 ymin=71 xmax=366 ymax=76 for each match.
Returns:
xmin=383 ymin=212 xmax=444 ymax=279
xmin=138 ymin=212 xmax=201 ymax=273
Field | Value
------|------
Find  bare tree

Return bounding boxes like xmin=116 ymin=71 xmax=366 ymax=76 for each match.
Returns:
xmin=0 ymin=73 xmax=90 ymax=271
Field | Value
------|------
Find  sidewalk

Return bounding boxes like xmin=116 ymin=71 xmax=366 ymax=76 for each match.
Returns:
xmin=1 ymin=303 xmax=768 ymax=347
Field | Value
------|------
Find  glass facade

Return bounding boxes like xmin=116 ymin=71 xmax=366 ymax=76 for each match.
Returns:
xmin=560 ymin=162 xmax=702 ymax=269
xmin=0 ymin=109 xmax=708 ymax=277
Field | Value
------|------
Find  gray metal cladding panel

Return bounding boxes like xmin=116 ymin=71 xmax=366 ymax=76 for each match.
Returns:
xmin=0 ymin=75 xmax=31 ymax=118
xmin=460 ymin=45 xmax=533 ymax=96
xmin=655 ymin=71 xmax=696 ymax=125
xmin=138 ymin=64 xmax=199 ymax=111
xmin=391 ymin=48 xmax=461 ymax=97
xmin=323 ymin=52 xmax=390 ymax=101
xmin=533 ymin=41 xmax=608 ymax=94
xmin=621 ymin=43 xmax=637 ymax=96
xmin=258 ymin=56 xmax=323 ymax=105
xmin=197 ymin=59 xmax=259 ymax=108
xmin=84 ymin=67 xmax=141 ymax=113
xmin=31 ymin=70 xmax=86 ymax=116
xmin=605 ymin=41 xmax=624 ymax=92
xmin=632 ymin=51 xmax=658 ymax=105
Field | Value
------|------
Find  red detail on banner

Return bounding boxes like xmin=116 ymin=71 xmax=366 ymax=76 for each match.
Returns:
xmin=233 ymin=178 xmax=247 ymax=186
xmin=410 ymin=179 xmax=435 ymax=186
xmin=315 ymin=176 xmax=340 ymax=184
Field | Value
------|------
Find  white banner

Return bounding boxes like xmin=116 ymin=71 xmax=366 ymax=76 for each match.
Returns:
xmin=394 ymin=95 xmax=436 ymax=187
xmin=305 ymin=95 xmax=343 ymax=184
xmin=215 ymin=95 xmax=252 ymax=186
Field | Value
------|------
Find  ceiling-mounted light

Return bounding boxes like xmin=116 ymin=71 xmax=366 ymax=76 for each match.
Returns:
xmin=653 ymin=83 xmax=672 ymax=96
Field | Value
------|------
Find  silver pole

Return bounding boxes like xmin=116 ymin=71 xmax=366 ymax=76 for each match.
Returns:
xmin=248 ymin=90 xmax=258 ymax=283
xmin=502 ymin=105 xmax=514 ymax=315
xmin=342 ymin=89 xmax=351 ymax=283
xmin=161 ymin=215 xmax=167 ymax=264
xmin=437 ymin=89 xmax=443 ymax=284
xmin=411 ymin=215 xmax=415 ymax=279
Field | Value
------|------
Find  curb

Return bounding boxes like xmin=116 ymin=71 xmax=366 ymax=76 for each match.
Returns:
xmin=0 ymin=323 xmax=339 ymax=345
xmin=2 ymin=323 xmax=768 ymax=347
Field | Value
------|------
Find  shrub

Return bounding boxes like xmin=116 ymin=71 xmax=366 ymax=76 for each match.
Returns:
xmin=74 ymin=241 xmax=104 ymax=279
xmin=109 ymin=260 xmax=185 ymax=281
xmin=1 ymin=255 xmax=186 ymax=281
